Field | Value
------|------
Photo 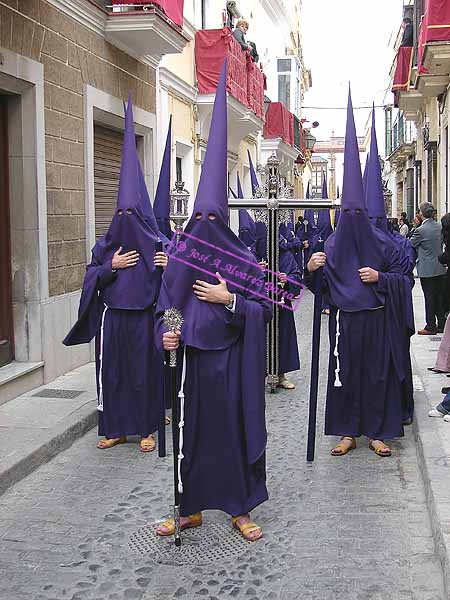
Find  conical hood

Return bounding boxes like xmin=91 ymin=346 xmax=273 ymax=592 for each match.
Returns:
xmin=192 ymin=61 xmax=228 ymax=223
xmin=237 ymin=173 xmax=257 ymax=251
xmin=117 ymin=97 xmax=142 ymax=212
xmin=158 ymin=59 xmax=262 ymax=351
xmin=304 ymin=180 xmax=315 ymax=227
xmin=153 ymin=116 xmax=173 ymax=239
xmin=365 ymin=106 xmax=388 ymax=232
xmin=334 ymin=185 xmax=340 ymax=227
xmin=248 ymin=150 xmax=260 ymax=196
xmin=229 ymin=186 xmax=237 ymax=199
xmin=315 ymin=177 xmax=332 ymax=241
xmin=324 ymin=87 xmax=385 ymax=312
xmin=362 ymin=153 xmax=369 ymax=197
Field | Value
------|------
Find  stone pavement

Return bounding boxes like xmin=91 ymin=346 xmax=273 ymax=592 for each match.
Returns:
xmin=0 ymin=289 xmax=447 ymax=600
xmin=0 ymin=363 xmax=97 ymax=496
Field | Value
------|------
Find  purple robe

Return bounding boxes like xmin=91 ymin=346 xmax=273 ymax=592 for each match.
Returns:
xmin=321 ymin=90 xmax=407 ymax=440
xmin=64 ymin=98 xmax=164 ymax=439
xmin=155 ymin=60 xmax=271 ymax=516
xmin=279 ymin=235 xmax=301 ymax=375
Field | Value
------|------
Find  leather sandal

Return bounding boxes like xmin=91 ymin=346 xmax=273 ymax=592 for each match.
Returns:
xmin=96 ymin=436 xmax=126 ymax=449
xmin=330 ymin=436 xmax=356 ymax=456
xmin=368 ymin=439 xmax=392 ymax=457
xmin=139 ymin=435 xmax=156 ymax=453
xmin=231 ymin=515 xmax=263 ymax=542
xmin=156 ymin=512 xmax=202 ymax=536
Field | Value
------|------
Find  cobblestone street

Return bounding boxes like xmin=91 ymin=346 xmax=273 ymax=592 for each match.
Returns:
xmin=0 ymin=291 xmax=445 ymax=600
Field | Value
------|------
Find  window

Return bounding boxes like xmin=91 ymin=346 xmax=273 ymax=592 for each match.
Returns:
xmin=278 ymin=74 xmax=291 ymax=108
xmin=176 ymin=156 xmax=183 ymax=182
xmin=277 ymin=58 xmax=291 ymax=72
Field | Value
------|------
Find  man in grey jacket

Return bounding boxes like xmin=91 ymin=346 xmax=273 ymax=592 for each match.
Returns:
xmin=411 ymin=201 xmax=447 ymax=334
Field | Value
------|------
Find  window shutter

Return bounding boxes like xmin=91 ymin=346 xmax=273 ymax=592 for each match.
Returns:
xmin=94 ymin=126 xmax=123 ymax=239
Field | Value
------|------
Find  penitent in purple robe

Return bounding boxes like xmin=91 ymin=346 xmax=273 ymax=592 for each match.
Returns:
xmin=155 ymin=61 xmax=271 ymax=517
xmin=321 ymin=90 xmax=408 ymax=441
xmin=365 ymin=107 xmax=416 ymax=424
xmin=278 ymin=234 xmax=302 ymax=375
xmin=64 ymin=98 xmax=164 ymax=439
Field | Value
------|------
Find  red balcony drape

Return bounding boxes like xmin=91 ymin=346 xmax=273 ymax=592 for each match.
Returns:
xmin=112 ymin=0 xmax=184 ymax=27
xmin=425 ymin=0 xmax=450 ymax=43
xmin=392 ymin=46 xmax=413 ymax=92
xmin=263 ymin=102 xmax=294 ymax=146
xmin=195 ymin=28 xmax=265 ymax=119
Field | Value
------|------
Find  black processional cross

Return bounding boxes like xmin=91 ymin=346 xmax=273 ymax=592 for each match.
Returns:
xmin=228 ymin=154 xmax=335 ymax=461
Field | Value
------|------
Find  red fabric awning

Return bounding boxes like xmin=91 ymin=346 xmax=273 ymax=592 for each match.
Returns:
xmin=112 ymin=0 xmax=184 ymax=28
xmin=195 ymin=28 xmax=265 ymax=120
xmin=425 ymin=0 xmax=450 ymax=43
xmin=392 ymin=46 xmax=413 ymax=92
xmin=263 ymin=102 xmax=294 ymax=146
xmin=418 ymin=11 xmax=430 ymax=73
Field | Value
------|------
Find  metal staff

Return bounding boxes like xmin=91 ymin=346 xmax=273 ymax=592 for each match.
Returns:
xmin=306 ymin=238 xmax=324 ymax=463
xmin=156 ymin=239 xmax=167 ymax=459
xmin=163 ymin=307 xmax=184 ymax=547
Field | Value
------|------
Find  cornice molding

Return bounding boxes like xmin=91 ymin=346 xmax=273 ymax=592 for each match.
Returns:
xmin=159 ymin=66 xmax=197 ymax=103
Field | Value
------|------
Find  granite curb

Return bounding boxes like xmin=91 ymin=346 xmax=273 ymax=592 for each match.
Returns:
xmin=0 ymin=401 xmax=97 ymax=498
xmin=411 ymin=350 xmax=450 ymax=600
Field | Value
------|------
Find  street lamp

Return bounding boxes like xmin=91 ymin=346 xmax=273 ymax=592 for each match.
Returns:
xmin=170 ymin=181 xmax=190 ymax=238
xmin=305 ymin=131 xmax=316 ymax=152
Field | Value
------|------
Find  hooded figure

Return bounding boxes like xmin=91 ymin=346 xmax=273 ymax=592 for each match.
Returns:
xmin=153 ymin=117 xmax=173 ymax=241
xmin=63 ymin=98 xmax=166 ymax=452
xmin=154 ymin=61 xmax=272 ymax=541
xmin=278 ymin=228 xmax=302 ymax=387
xmin=365 ymin=107 xmax=416 ymax=425
xmin=311 ymin=177 xmax=333 ymax=250
xmin=309 ymin=88 xmax=407 ymax=457
xmin=237 ymin=173 xmax=257 ymax=256
xmin=334 ymin=186 xmax=341 ymax=228
xmin=295 ymin=181 xmax=317 ymax=277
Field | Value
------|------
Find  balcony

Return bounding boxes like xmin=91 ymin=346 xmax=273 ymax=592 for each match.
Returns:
xmin=421 ymin=0 xmax=450 ymax=75
xmin=261 ymin=102 xmax=305 ymax=176
xmin=90 ymin=1 xmax=190 ymax=65
xmin=387 ymin=113 xmax=416 ymax=167
xmin=195 ymin=28 xmax=266 ymax=152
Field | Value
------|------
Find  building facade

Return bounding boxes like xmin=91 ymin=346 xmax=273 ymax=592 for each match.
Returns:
xmin=386 ymin=0 xmax=450 ymax=220
xmin=0 ymin=0 xmax=312 ymax=402
xmin=0 ymin=0 xmax=188 ymax=402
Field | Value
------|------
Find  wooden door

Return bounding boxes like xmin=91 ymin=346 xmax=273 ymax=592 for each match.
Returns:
xmin=0 ymin=96 xmax=13 ymax=367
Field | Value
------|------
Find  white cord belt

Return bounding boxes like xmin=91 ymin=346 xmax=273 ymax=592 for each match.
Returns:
xmin=333 ymin=308 xmax=343 ymax=388
xmin=177 ymin=347 xmax=187 ymax=494
xmin=98 ymin=304 xmax=109 ymax=411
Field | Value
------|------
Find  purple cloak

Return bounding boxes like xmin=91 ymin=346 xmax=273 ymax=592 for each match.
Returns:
xmin=64 ymin=98 xmax=164 ymax=439
xmin=155 ymin=61 xmax=271 ymax=516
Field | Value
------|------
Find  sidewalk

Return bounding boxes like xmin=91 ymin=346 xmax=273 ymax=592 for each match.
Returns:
xmin=410 ymin=282 xmax=450 ymax=598
xmin=0 ymin=363 xmax=97 ymax=496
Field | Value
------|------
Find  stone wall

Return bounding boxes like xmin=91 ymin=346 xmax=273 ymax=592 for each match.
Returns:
xmin=0 ymin=0 xmax=156 ymax=296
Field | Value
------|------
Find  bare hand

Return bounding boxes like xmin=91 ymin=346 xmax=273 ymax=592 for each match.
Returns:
xmin=154 ymin=251 xmax=168 ymax=269
xmin=193 ymin=272 xmax=231 ymax=304
xmin=307 ymin=252 xmax=326 ymax=272
xmin=258 ymin=260 xmax=267 ymax=271
xmin=359 ymin=267 xmax=379 ymax=284
xmin=303 ymin=241 xmax=310 ymax=249
xmin=163 ymin=330 xmax=180 ymax=351
xmin=278 ymin=272 xmax=288 ymax=283
xmin=112 ymin=247 xmax=139 ymax=270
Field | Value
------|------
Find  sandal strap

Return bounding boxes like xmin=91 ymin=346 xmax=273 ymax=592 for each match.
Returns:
xmin=238 ymin=522 xmax=261 ymax=536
